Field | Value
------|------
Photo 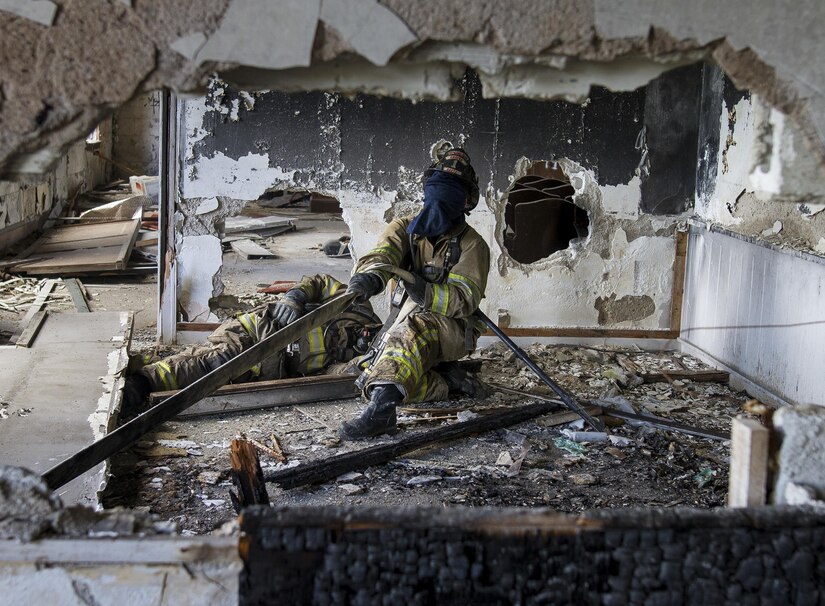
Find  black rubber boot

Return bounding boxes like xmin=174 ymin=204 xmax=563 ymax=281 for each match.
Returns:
xmin=339 ymin=384 xmax=402 ymax=440
xmin=437 ymin=362 xmax=490 ymax=398
xmin=121 ymin=373 xmax=152 ymax=419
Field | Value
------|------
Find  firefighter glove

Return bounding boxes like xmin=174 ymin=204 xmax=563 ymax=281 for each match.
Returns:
xmin=346 ymin=272 xmax=383 ymax=302
xmin=269 ymin=288 xmax=307 ymax=327
xmin=402 ymin=273 xmax=427 ymax=306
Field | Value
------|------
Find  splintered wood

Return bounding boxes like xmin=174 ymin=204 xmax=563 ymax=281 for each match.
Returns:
xmin=230 ymin=438 xmax=270 ymax=510
xmin=727 ymin=416 xmax=769 ymax=508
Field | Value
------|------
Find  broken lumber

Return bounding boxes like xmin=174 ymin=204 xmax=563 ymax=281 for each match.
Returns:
xmin=149 ymin=374 xmax=358 ymax=417
xmin=264 ymin=400 xmax=560 ymax=490
xmin=13 ymin=310 xmax=47 ymax=348
xmin=65 ymin=278 xmax=90 ymax=312
xmin=230 ymin=438 xmax=270 ymax=510
xmin=230 ymin=238 xmax=277 ymax=260
xmin=537 ymin=406 xmax=603 ymax=428
xmin=41 ymin=293 xmax=357 ymax=491
xmin=727 ymin=416 xmax=769 ymax=508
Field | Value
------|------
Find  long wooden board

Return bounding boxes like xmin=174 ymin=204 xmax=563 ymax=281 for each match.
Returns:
xmin=149 ymin=374 xmax=357 ymax=417
xmin=14 ymin=218 xmax=140 ymax=275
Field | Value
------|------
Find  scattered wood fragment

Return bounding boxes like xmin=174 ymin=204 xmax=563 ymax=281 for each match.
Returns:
xmin=265 ymin=400 xmax=559 ymax=490
xmin=727 ymin=416 xmax=769 ymax=508
xmin=230 ymin=239 xmax=277 ymax=260
xmin=230 ymin=437 xmax=270 ymax=510
xmin=249 ymin=437 xmax=287 ymax=463
xmin=149 ymin=375 xmax=357 ymax=417
xmin=64 ymin=278 xmax=91 ymax=312
xmin=293 ymin=406 xmax=337 ymax=431
xmin=12 ymin=311 xmax=47 ymax=348
xmin=21 ymin=279 xmax=58 ymax=323
xmin=537 ymin=406 xmax=603 ymax=428
xmin=615 ymin=354 xmax=729 ymax=383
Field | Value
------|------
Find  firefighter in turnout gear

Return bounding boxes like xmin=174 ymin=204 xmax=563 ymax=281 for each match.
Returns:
xmin=121 ymin=274 xmax=382 ymax=415
xmin=340 ymin=147 xmax=491 ymax=440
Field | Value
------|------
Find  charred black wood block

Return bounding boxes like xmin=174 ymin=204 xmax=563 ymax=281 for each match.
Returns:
xmin=239 ymin=506 xmax=825 ymax=605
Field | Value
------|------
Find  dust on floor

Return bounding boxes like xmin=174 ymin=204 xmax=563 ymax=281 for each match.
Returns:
xmin=103 ymin=343 xmax=746 ymax=535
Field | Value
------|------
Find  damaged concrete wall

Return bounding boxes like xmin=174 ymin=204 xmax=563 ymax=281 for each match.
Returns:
xmin=3 ymin=0 xmax=825 ymax=188
xmin=178 ymin=70 xmax=702 ymax=329
xmin=0 ymin=122 xmax=111 ymax=252
xmin=112 ymin=92 xmax=161 ymax=178
xmin=696 ymin=66 xmax=825 ymax=254
xmin=682 ymin=65 xmax=825 ymax=406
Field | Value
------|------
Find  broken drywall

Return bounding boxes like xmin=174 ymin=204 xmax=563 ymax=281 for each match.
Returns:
xmin=696 ymin=91 xmax=825 ymax=254
xmin=197 ymin=0 xmax=320 ymax=70
xmin=320 ymin=0 xmax=416 ymax=66
xmin=178 ymin=74 xmax=683 ymax=330
xmin=177 ymin=235 xmax=222 ymax=322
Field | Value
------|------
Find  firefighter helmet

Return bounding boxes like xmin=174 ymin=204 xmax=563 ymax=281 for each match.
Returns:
xmin=423 ymin=147 xmax=480 ymax=213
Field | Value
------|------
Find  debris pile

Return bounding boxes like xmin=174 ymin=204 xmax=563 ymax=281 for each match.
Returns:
xmin=103 ymin=342 xmax=750 ymax=535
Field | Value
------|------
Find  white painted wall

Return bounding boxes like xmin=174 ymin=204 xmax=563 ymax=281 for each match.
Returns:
xmin=682 ymin=225 xmax=825 ymax=406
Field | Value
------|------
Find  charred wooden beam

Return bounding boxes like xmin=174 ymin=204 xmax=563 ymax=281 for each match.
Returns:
xmin=230 ymin=438 xmax=270 ymax=511
xmin=265 ymin=400 xmax=560 ymax=490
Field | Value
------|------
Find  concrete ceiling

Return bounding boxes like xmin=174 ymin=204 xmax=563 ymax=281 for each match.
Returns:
xmin=0 ymin=0 xmax=823 ymax=179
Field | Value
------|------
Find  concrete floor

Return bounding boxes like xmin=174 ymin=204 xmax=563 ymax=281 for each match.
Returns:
xmin=0 ymin=311 xmax=131 ymax=506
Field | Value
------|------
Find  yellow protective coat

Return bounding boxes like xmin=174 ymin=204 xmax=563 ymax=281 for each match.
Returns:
xmin=140 ymin=274 xmax=380 ymax=392
xmin=355 ymin=217 xmax=490 ymax=401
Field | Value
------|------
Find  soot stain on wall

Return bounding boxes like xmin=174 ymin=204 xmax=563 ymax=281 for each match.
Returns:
xmin=193 ymin=66 xmax=717 ymax=216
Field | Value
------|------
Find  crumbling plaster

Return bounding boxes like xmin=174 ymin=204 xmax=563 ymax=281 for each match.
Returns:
xmin=3 ymin=0 xmax=825 ymax=186
xmin=180 ymin=77 xmax=677 ymax=329
xmin=697 ymin=93 xmax=825 ymax=254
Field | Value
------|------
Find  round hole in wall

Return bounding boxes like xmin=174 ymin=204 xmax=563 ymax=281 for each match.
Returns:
xmin=502 ymin=163 xmax=589 ymax=264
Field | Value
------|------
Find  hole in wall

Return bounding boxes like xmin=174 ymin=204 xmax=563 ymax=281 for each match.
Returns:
xmin=502 ymin=160 xmax=590 ymax=264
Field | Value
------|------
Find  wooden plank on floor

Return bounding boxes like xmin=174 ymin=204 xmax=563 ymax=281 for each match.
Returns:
xmin=640 ymin=369 xmax=729 ymax=383
xmin=19 ymin=279 xmax=57 ymax=325
xmin=64 ymin=278 xmax=90 ymax=312
xmin=13 ymin=311 xmax=47 ymax=347
xmin=230 ymin=238 xmax=277 ymax=259
xmin=148 ymin=374 xmax=358 ymax=417
xmin=727 ymin=416 xmax=769 ymax=508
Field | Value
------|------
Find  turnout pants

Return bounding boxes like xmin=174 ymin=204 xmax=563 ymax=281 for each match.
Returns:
xmin=139 ymin=311 xmax=284 ymax=392
xmin=363 ymin=310 xmax=474 ymax=403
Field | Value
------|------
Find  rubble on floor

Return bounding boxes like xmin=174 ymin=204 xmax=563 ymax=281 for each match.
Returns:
xmin=103 ymin=342 xmax=751 ymax=535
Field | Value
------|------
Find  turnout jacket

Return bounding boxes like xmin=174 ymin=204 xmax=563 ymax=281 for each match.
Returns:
xmin=355 ymin=217 xmax=489 ymax=363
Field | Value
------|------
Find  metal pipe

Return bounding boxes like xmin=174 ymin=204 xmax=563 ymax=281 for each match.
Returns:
xmin=475 ymin=310 xmax=604 ymax=431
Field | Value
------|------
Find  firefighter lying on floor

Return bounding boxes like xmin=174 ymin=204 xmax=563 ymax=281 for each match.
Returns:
xmin=339 ymin=146 xmax=491 ymax=440
xmin=121 ymin=273 xmax=383 ymax=415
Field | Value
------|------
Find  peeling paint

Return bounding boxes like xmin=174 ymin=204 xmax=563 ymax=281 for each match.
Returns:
xmin=0 ymin=0 xmax=56 ymax=26
xmin=181 ymin=151 xmax=296 ymax=200
xmin=601 ymin=176 xmax=641 ymax=219
xmin=320 ymin=0 xmax=417 ymax=66
xmin=196 ymin=0 xmax=321 ymax=70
